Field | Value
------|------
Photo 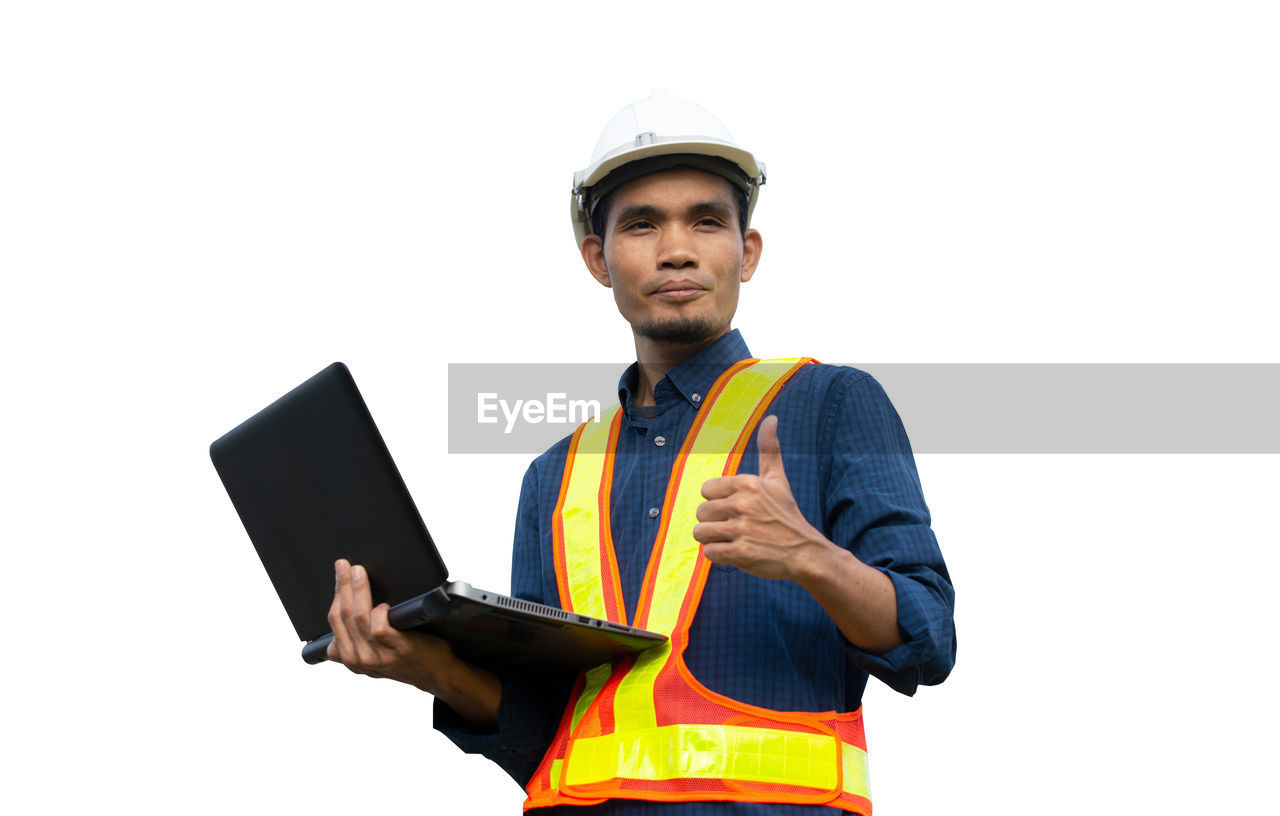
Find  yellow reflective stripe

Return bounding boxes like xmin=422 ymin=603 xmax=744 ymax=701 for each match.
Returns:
xmin=643 ymin=360 xmax=805 ymax=637
xmin=570 ymin=662 xmax=614 ymax=732
xmin=611 ymin=643 xmax=667 ymax=732
xmin=841 ymin=743 xmax=870 ymax=799
xmin=560 ymin=405 xmax=621 ymax=619
xmin=564 ymin=724 xmax=839 ymax=790
xmin=639 ymin=452 xmax=723 ymax=636
xmin=549 ymin=759 xmax=563 ymax=789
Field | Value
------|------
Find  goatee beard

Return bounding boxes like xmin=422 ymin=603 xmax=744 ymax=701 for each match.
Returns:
xmin=636 ymin=316 xmax=722 ymax=346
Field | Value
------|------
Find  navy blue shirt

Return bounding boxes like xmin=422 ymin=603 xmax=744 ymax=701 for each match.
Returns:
xmin=436 ymin=330 xmax=956 ymax=814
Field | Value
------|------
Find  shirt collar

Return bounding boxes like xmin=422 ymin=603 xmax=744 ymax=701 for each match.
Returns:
xmin=616 ymin=328 xmax=753 ymax=414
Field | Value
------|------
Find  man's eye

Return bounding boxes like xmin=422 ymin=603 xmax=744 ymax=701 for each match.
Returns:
xmin=697 ymin=218 xmax=723 ymax=228
xmin=626 ymin=221 xmax=654 ymax=231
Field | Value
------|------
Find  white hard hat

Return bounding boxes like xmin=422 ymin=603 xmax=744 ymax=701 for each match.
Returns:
xmin=570 ymin=92 xmax=767 ymax=249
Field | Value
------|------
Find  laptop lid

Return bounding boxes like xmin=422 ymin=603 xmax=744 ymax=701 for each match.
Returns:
xmin=210 ymin=362 xmax=448 ymax=641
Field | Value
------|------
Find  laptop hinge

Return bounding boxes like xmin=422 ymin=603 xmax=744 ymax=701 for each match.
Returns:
xmin=416 ymin=584 xmax=452 ymax=620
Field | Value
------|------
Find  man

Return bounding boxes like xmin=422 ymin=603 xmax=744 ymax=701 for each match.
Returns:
xmin=326 ymin=94 xmax=956 ymax=813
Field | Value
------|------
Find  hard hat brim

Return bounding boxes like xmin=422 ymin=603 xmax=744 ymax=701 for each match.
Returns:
xmin=578 ymin=139 xmax=763 ymax=191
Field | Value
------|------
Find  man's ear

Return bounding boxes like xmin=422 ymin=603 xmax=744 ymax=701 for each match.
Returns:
xmin=581 ymin=234 xmax=612 ymax=288
xmin=740 ymin=229 xmax=762 ymax=283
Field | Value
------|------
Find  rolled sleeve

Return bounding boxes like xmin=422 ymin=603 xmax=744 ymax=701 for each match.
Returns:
xmin=845 ymin=565 xmax=957 ymax=695
xmin=823 ymin=370 xmax=957 ymax=696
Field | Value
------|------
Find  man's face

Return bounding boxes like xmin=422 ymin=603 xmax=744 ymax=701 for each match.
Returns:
xmin=581 ymin=167 xmax=761 ymax=349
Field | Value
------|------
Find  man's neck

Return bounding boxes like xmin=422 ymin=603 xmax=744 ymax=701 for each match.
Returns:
xmin=631 ymin=328 xmax=730 ymax=407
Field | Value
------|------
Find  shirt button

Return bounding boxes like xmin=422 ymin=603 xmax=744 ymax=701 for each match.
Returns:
xmin=691 ymin=393 xmax=702 ymax=404
xmin=648 ymin=507 xmax=660 ymax=518
xmin=654 ymin=435 xmax=666 ymax=447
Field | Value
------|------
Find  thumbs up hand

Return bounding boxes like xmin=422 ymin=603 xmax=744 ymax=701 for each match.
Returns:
xmin=694 ymin=415 xmax=834 ymax=582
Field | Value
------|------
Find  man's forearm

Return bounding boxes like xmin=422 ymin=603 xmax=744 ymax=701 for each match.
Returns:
xmin=427 ymin=653 xmax=502 ymax=731
xmin=792 ymin=539 xmax=902 ymax=654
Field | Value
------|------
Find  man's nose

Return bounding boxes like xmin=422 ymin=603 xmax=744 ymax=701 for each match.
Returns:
xmin=658 ymin=227 xmax=697 ymax=269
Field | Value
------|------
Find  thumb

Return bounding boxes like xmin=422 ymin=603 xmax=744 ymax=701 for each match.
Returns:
xmin=757 ymin=415 xmax=788 ymax=483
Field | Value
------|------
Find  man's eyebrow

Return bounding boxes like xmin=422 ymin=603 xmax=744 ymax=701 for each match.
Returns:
xmin=613 ymin=199 xmax=734 ymax=224
xmin=613 ymin=203 xmax=661 ymax=224
xmin=687 ymin=199 xmax=735 ymax=219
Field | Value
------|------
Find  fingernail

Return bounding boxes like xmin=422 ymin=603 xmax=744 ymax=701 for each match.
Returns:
xmin=352 ymin=565 xmax=362 ymax=583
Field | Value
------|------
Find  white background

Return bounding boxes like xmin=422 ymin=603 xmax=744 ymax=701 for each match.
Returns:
xmin=2 ymin=2 xmax=1277 ymax=813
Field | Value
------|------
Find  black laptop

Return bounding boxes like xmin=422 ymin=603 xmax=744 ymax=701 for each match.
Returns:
xmin=210 ymin=362 xmax=665 ymax=671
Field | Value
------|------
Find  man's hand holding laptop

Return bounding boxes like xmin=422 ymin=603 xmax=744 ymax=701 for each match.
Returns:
xmin=327 ymin=558 xmax=501 ymax=729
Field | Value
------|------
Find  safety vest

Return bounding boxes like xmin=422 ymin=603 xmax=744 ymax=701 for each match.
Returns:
xmin=523 ymin=357 xmax=872 ymax=813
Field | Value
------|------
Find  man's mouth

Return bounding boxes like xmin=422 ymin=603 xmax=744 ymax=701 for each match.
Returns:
xmin=652 ymin=280 xmax=706 ymax=300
